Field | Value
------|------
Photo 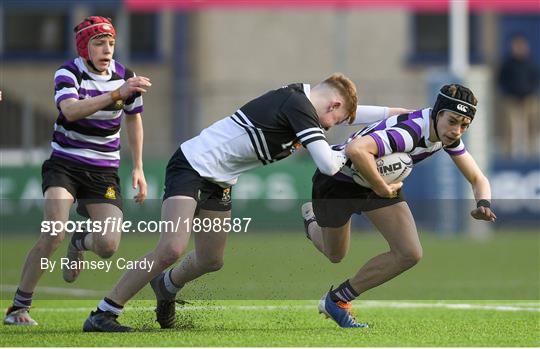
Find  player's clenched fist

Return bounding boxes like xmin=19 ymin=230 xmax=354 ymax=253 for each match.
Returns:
xmin=117 ymin=76 xmax=152 ymax=100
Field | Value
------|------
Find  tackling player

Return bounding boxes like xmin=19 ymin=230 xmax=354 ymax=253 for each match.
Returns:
xmin=3 ymin=16 xmax=151 ymax=326
xmin=302 ymin=84 xmax=497 ymax=328
xmin=82 ymin=73 xmax=408 ymax=331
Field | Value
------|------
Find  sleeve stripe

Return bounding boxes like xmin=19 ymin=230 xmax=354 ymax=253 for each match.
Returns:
xmin=301 ymin=133 xmax=326 ymax=143
xmin=302 ymin=135 xmax=326 ymax=147
xmin=125 ymin=105 xmax=143 ymax=115
xmin=54 ymin=75 xmax=76 ymax=88
xmin=296 ymin=127 xmax=323 ymax=137
xmin=445 ymin=148 xmax=466 ymax=156
xmin=55 ymin=69 xmax=79 ymax=88
xmin=124 ymin=95 xmax=143 ymax=111
xmin=369 ymin=133 xmax=385 ymax=158
xmin=298 ymin=130 xmax=325 ymax=142
xmin=55 ymin=93 xmax=79 ymax=105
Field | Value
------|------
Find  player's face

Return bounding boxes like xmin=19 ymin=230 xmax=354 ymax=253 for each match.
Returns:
xmin=88 ymin=35 xmax=115 ymax=74
xmin=437 ymin=111 xmax=471 ymax=145
xmin=319 ymin=105 xmax=349 ymax=129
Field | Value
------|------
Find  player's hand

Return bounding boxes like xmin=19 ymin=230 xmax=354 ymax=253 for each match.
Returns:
xmin=119 ymin=76 xmax=152 ymax=99
xmin=470 ymin=206 xmax=496 ymax=222
xmin=373 ymin=182 xmax=403 ymax=198
xmin=331 ymin=149 xmax=348 ymax=170
xmin=132 ymin=168 xmax=147 ymax=204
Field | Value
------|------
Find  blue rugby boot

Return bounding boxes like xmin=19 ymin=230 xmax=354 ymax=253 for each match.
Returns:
xmin=318 ymin=292 xmax=368 ymax=328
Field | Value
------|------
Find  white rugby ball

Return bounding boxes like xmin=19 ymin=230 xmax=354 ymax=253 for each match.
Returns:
xmin=351 ymin=152 xmax=413 ymax=188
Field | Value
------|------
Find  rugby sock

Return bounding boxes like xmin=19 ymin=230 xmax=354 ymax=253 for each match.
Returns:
xmin=303 ymin=217 xmax=316 ymax=240
xmin=163 ymin=269 xmax=181 ymax=294
xmin=329 ymin=280 xmax=359 ymax=303
xmin=71 ymin=230 xmax=90 ymax=251
xmin=96 ymin=297 xmax=123 ymax=316
xmin=12 ymin=288 xmax=33 ymax=310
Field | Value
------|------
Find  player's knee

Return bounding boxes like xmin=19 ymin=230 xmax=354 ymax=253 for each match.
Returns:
xmin=395 ymin=246 xmax=423 ymax=269
xmin=155 ymin=246 xmax=183 ymax=269
xmin=94 ymin=242 xmax=118 ymax=259
xmin=326 ymin=253 xmax=345 ymax=264
xmin=38 ymin=234 xmax=64 ymax=252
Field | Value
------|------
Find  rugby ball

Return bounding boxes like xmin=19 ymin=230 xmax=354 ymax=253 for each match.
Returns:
xmin=351 ymin=152 xmax=413 ymax=188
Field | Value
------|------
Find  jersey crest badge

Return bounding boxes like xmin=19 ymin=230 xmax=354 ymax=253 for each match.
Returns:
xmin=105 ymin=186 xmax=117 ymax=200
xmin=221 ymin=187 xmax=231 ymax=204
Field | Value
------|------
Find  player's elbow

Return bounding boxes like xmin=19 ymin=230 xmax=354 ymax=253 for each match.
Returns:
xmin=474 ymin=174 xmax=490 ymax=188
xmin=60 ymin=107 xmax=77 ymax=122
xmin=59 ymin=100 xmax=79 ymax=122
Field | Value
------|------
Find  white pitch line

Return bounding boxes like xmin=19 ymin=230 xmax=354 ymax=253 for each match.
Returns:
xmin=0 ymin=284 xmax=103 ymax=297
xmin=24 ymin=302 xmax=540 ymax=313
xmin=2 ymin=284 xmax=538 ymax=313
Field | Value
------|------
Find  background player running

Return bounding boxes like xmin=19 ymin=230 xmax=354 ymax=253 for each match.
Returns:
xmin=83 ymin=73 xmax=408 ymax=331
xmin=302 ymin=84 xmax=497 ymax=328
xmin=4 ymin=16 xmax=151 ymax=326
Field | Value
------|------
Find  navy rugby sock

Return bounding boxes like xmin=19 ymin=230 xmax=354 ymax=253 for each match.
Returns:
xmin=71 ymin=230 xmax=90 ymax=251
xmin=330 ymin=280 xmax=359 ymax=303
xmin=12 ymin=288 xmax=33 ymax=310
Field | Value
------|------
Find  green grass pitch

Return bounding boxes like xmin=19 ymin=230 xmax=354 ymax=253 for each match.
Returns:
xmin=1 ymin=231 xmax=539 ymax=346
xmin=1 ymin=300 xmax=538 ymax=346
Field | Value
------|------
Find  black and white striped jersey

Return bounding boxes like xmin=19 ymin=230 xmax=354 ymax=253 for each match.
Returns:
xmin=181 ymin=83 xmax=325 ymax=186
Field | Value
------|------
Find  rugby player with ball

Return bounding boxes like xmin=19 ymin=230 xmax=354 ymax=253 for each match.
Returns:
xmin=302 ymin=84 xmax=497 ymax=328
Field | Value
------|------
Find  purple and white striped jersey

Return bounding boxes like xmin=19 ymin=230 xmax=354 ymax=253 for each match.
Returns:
xmin=51 ymin=57 xmax=143 ymax=168
xmin=333 ymin=108 xmax=466 ymax=180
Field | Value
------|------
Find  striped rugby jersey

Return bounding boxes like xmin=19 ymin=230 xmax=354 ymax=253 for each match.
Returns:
xmin=52 ymin=57 xmax=143 ymax=168
xmin=333 ymin=108 xmax=467 ymax=181
xmin=181 ymin=83 xmax=326 ymax=186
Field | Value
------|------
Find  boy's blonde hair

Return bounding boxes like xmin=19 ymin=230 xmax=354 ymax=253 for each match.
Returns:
xmin=321 ymin=73 xmax=358 ymax=124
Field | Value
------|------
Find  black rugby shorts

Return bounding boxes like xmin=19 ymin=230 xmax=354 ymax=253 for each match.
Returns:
xmin=311 ymin=170 xmax=404 ymax=228
xmin=41 ymin=156 xmax=122 ymax=218
xmin=163 ymin=147 xmax=232 ymax=212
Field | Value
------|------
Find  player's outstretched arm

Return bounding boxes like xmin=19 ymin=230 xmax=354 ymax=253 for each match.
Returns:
xmin=126 ymin=113 xmax=147 ymax=204
xmin=451 ymin=152 xmax=497 ymax=222
xmin=350 ymin=106 xmax=413 ymax=126
xmin=59 ymin=76 xmax=151 ymax=121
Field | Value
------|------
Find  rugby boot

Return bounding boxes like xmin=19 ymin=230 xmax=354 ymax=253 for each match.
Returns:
xmin=150 ymin=272 xmax=178 ymax=329
xmin=318 ymin=292 xmax=368 ymax=328
xmin=3 ymin=306 xmax=38 ymax=326
xmin=83 ymin=311 xmax=133 ymax=332
xmin=301 ymin=202 xmax=316 ymax=240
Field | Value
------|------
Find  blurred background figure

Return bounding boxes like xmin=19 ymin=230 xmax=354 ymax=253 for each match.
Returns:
xmin=497 ymin=34 xmax=540 ymax=159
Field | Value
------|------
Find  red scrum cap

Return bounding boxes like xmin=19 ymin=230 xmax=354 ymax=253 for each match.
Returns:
xmin=74 ymin=16 xmax=116 ymax=60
